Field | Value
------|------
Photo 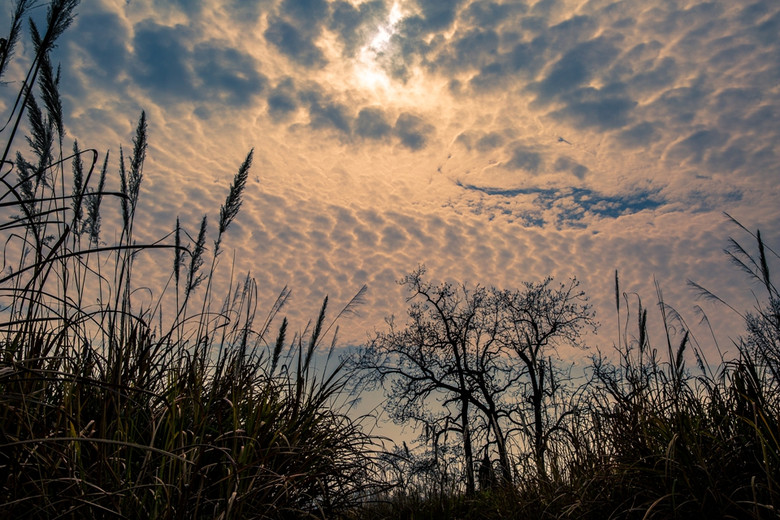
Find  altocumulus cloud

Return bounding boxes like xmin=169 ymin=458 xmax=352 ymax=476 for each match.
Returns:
xmin=393 ymin=112 xmax=435 ymax=150
xmin=264 ymin=0 xmax=331 ymax=67
xmin=7 ymin=0 xmax=778 ymax=351
xmin=355 ymin=107 xmax=392 ymax=140
xmin=130 ymin=21 xmax=266 ymax=108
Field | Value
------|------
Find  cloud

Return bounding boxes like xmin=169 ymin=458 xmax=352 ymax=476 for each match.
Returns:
xmin=476 ymin=132 xmax=504 ymax=151
xmin=307 ymin=98 xmax=352 ymax=135
xmin=624 ymin=55 xmax=678 ymax=95
xmin=294 ymin=86 xmax=354 ymax=137
xmin=554 ymin=156 xmax=588 ymax=179
xmin=551 ymin=91 xmax=636 ymax=130
xmin=263 ymin=0 xmax=336 ymax=68
xmin=261 ymin=77 xmax=435 ymax=148
xmin=462 ymin=34 xmax=553 ymax=92
xmin=461 ymin=1 xmax=528 ymax=27
xmin=329 ymin=0 xmax=388 ymax=55
xmin=666 ymin=129 xmax=728 ymax=165
xmin=153 ymin=0 xmax=204 ymax=15
xmin=443 ymin=28 xmax=500 ymax=71
xmin=705 ymin=143 xmax=749 ymax=173
xmin=223 ymin=0 xmax=272 ymax=22
xmin=267 ymin=77 xmax=299 ymax=120
xmin=127 ymin=20 xmax=265 ymax=107
xmin=264 ymin=17 xmax=327 ymax=68
xmin=71 ymin=11 xmax=130 ymax=84
xmin=382 ymin=0 xmax=472 ymax=79
xmin=646 ymin=85 xmax=708 ymax=125
xmin=535 ymin=37 xmax=621 ymax=101
xmin=280 ymin=0 xmax=330 ymax=28
xmin=505 ymin=143 xmax=543 ymax=173
xmin=754 ymin=9 xmax=780 ymax=46
xmin=456 ymin=183 xmax=665 ymax=227
xmin=393 ymin=113 xmax=434 ymax=150
xmin=355 ymin=107 xmax=393 ymax=140
xmin=25 ymin=0 xmax=780 ymax=356
xmin=616 ymin=122 xmax=663 ymax=148
xmin=543 ymin=15 xmax=601 ymax=51
xmin=402 ymin=0 xmax=464 ymax=34
xmin=191 ymin=44 xmax=267 ymax=106
xmin=739 ymin=0 xmax=773 ymax=25
xmin=380 ymin=224 xmax=408 ymax=249
xmin=131 ymin=21 xmax=196 ymax=99
xmin=468 ymin=63 xmax=511 ymax=91
xmin=710 ymin=44 xmax=758 ymax=71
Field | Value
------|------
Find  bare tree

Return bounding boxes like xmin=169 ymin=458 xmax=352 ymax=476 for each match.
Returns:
xmin=353 ymin=268 xmax=501 ymax=494
xmin=352 ymin=269 xmax=594 ymax=491
xmin=498 ymin=277 xmax=595 ymax=479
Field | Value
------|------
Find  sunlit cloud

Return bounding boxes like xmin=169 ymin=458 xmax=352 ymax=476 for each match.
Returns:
xmin=3 ymin=0 xmax=778 ymax=357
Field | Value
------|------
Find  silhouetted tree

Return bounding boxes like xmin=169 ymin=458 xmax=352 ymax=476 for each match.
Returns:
xmin=353 ymin=268 xmax=595 ymax=490
xmin=353 ymin=267 xmax=486 ymax=493
xmin=498 ymin=277 xmax=594 ymax=479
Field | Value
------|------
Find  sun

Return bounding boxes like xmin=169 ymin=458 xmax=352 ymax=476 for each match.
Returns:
xmin=353 ymin=2 xmax=403 ymax=92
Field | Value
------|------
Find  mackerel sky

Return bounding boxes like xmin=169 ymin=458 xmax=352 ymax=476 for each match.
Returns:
xmin=4 ymin=0 xmax=779 ymax=352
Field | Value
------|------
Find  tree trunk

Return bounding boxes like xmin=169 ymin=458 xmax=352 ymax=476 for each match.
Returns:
xmin=461 ymin=395 xmax=475 ymax=495
xmin=523 ymin=351 xmax=547 ymax=480
xmin=488 ymin=410 xmax=512 ymax=483
xmin=533 ymin=390 xmax=546 ymax=480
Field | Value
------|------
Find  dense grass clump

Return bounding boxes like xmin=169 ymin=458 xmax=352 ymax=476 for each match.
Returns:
xmin=349 ymin=228 xmax=779 ymax=520
xmin=0 ymin=2 xmax=378 ymax=518
xmin=354 ymin=229 xmax=780 ymax=520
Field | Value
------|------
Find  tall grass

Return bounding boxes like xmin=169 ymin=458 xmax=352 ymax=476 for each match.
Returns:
xmin=2 ymin=2 xmax=778 ymax=519
xmin=0 ymin=2 xmax=378 ymax=518
xmin=579 ymin=264 xmax=779 ymax=519
xmin=356 ymin=228 xmax=780 ymax=519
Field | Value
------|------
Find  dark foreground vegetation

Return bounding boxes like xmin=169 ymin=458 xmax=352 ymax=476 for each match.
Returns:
xmin=1 ymin=2 xmax=778 ymax=518
xmin=352 ymin=251 xmax=779 ymax=519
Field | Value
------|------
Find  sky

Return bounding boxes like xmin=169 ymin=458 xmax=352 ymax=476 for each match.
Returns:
xmin=2 ymin=0 xmax=779 ymax=361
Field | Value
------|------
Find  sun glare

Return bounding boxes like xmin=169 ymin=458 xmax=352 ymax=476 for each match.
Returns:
xmin=354 ymin=2 xmax=403 ymax=92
